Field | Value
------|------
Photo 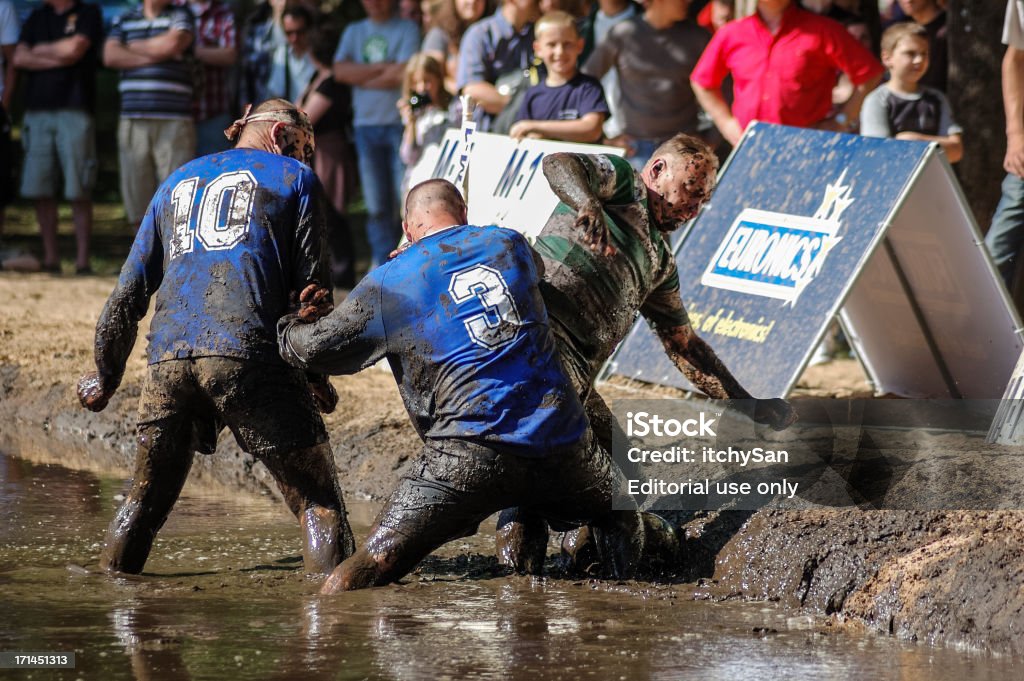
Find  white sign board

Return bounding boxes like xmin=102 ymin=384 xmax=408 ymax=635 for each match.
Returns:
xmin=407 ymin=131 xmax=625 ymax=237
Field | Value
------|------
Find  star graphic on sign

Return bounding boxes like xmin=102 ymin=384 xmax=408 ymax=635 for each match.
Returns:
xmin=829 ymin=194 xmax=854 ymax=222
xmin=812 ymin=169 xmax=854 ymax=222
xmin=784 ymin=278 xmax=811 ymax=308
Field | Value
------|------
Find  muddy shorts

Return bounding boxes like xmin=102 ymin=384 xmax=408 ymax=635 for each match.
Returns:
xmin=138 ymin=357 xmax=328 ymax=456
xmin=373 ymin=433 xmax=634 ymax=547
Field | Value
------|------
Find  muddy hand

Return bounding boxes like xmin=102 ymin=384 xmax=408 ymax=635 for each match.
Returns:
xmin=754 ymin=398 xmax=798 ymax=431
xmin=298 ymin=284 xmax=333 ymax=323
xmin=77 ymin=371 xmax=114 ymax=412
xmin=388 ymin=241 xmax=413 ymax=260
xmin=309 ymin=376 xmax=339 ymax=414
xmin=575 ymin=199 xmax=615 ymax=257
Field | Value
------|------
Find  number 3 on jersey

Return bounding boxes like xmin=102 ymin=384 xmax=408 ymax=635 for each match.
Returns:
xmin=449 ymin=264 xmax=523 ymax=350
xmin=169 ymin=171 xmax=258 ymax=258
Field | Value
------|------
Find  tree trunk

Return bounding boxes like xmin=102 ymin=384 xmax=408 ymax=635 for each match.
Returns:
xmin=947 ymin=1 xmax=1007 ymax=231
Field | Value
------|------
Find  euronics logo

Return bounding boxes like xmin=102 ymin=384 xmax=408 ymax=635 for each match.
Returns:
xmin=700 ymin=171 xmax=854 ymax=306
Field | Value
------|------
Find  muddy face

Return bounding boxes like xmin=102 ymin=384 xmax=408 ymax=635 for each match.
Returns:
xmin=647 ymin=154 xmax=716 ymax=232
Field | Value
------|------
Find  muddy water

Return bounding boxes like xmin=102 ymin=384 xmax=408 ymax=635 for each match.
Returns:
xmin=1 ymin=452 xmax=1017 ymax=681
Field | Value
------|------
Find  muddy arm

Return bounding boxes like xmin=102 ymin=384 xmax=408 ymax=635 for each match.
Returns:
xmin=657 ymin=323 xmax=752 ymax=400
xmin=278 ymin=281 xmax=387 ymax=375
xmin=657 ymin=324 xmax=796 ymax=429
xmin=541 ymin=153 xmax=616 ymax=255
xmin=541 ymin=153 xmax=608 ymax=211
xmin=87 ymin=210 xmax=165 ymax=405
xmin=291 ymin=183 xmax=333 ymax=299
xmin=290 ymin=176 xmax=342 ymax=403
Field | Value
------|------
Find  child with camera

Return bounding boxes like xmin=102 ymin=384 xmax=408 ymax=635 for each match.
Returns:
xmin=399 ymin=53 xmax=453 ymax=192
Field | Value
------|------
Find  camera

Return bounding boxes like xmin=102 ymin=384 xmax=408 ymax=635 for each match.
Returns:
xmin=408 ymin=92 xmax=432 ymax=113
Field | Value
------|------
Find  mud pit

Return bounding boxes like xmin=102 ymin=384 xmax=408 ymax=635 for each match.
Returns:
xmin=5 ymin=452 xmax=1020 ymax=680
xmin=2 ymin=272 xmax=1023 ymax=663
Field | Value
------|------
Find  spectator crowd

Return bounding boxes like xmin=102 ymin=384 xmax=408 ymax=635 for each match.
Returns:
xmin=0 ymin=0 xmax=963 ymax=280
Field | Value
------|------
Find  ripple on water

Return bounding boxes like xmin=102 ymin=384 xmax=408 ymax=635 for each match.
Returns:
xmin=0 ymin=452 xmax=1019 ymax=680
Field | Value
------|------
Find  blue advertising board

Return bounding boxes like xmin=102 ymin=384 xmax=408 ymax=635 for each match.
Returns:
xmin=606 ymin=123 xmax=1020 ymax=398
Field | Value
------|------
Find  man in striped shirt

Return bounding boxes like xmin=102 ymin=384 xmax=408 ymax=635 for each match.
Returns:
xmin=104 ymin=0 xmax=196 ymax=227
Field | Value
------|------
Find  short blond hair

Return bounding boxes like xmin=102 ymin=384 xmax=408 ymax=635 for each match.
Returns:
xmin=881 ymin=22 xmax=929 ymax=57
xmin=534 ymin=10 xmax=579 ymax=39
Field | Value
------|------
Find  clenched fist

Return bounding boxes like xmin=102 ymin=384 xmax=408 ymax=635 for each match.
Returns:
xmin=77 ymin=371 xmax=115 ymax=412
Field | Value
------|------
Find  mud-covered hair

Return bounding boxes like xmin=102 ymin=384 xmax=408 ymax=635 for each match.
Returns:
xmin=651 ymin=133 xmax=719 ymax=173
xmin=881 ymin=22 xmax=928 ymax=56
xmin=225 ymin=98 xmax=312 ymax=143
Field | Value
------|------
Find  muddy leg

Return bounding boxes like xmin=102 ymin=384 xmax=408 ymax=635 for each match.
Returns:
xmin=640 ymin=512 xmax=681 ymax=576
xmin=559 ymin=525 xmax=601 ymax=576
xmin=323 ymin=450 xmax=494 ymax=593
xmin=586 ymin=390 xmax=646 ymax=504
xmin=496 ymin=508 xmax=549 ymax=574
xmin=321 ymin=522 xmax=442 ymax=593
xmin=590 ymin=510 xmax=645 ymax=580
xmin=258 ymin=442 xmax=355 ymax=575
xmin=323 ymin=512 xmax=456 ymax=593
xmin=100 ymin=420 xmax=193 ymax=574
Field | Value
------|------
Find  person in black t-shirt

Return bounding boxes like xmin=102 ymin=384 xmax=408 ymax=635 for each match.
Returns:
xmin=13 ymin=0 xmax=104 ymax=274
xmin=301 ymin=31 xmax=357 ymax=289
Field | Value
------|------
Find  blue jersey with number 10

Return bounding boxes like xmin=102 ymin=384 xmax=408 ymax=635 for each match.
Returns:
xmin=114 ymin=149 xmax=328 ymax=366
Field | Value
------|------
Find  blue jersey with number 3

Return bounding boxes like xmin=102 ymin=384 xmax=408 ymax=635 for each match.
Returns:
xmin=279 ymin=224 xmax=587 ymax=455
xmin=115 ymin=149 xmax=328 ymax=366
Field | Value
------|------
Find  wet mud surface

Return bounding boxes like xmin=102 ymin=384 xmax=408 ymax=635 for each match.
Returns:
xmin=1 ymin=273 xmax=1022 ymax=662
xmin=2 ymin=452 xmax=1019 ymax=680
xmin=706 ymin=509 xmax=1024 ymax=655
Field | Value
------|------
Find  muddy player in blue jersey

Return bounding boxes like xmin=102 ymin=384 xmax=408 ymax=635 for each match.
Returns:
xmin=278 ymin=179 xmax=642 ymax=593
xmin=77 ymin=99 xmax=355 ymax=576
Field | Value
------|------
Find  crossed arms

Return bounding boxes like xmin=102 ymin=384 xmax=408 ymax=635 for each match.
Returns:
xmin=103 ymin=29 xmax=192 ymax=70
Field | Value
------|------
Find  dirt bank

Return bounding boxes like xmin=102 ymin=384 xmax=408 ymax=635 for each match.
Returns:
xmin=0 ymin=274 xmax=416 ymax=501
xmin=2 ymin=273 xmax=1021 ymax=655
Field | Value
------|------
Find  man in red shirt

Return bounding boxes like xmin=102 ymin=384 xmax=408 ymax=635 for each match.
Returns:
xmin=690 ymin=0 xmax=882 ymax=146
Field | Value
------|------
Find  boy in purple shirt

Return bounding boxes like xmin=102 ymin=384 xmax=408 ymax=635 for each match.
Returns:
xmin=510 ymin=11 xmax=608 ymax=143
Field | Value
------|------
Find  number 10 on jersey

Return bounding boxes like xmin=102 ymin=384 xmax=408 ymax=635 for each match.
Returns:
xmin=169 ymin=171 xmax=258 ymax=258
